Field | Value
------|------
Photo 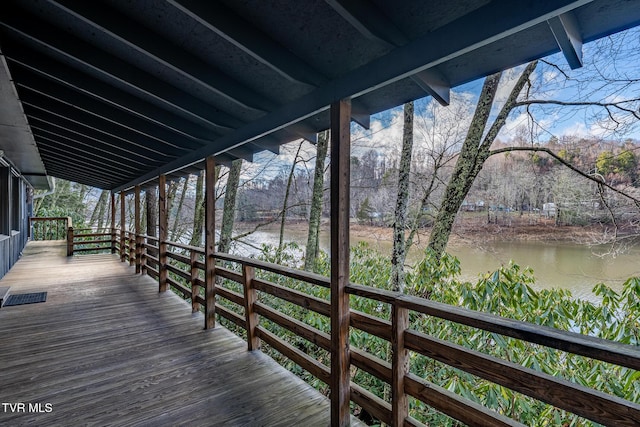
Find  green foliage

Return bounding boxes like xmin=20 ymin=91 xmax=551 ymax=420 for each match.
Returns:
xmin=34 ymin=179 xmax=88 ymax=228
xmin=173 ymin=242 xmax=639 ymax=426
xmin=615 ymin=151 xmax=639 ymax=184
xmin=596 ymin=151 xmax=616 ymax=175
xmin=594 ymin=149 xmax=639 ymax=185
xmin=356 ymin=197 xmax=375 ymax=224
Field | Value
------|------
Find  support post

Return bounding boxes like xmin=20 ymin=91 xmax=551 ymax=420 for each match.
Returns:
xmin=190 ymin=250 xmax=200 ymax=313
xmin=110 ymin=192 xmax=116 ymax=254
xmin=120 ymin=192 xmax=126 ymax=262
xmin=391 ymin=304 xmax=410 ymax=426
xmin=330 ymin=99 xmax=352 ymax=426
xmin=134 ymin=185 xmax=141 ymax=274
xmin=129 ymin=231 xmax=135 ymax=266
xmin=66 ymin=222 xmax=73 ymax=257
xmin=242 ymin=265 xmax=260 ymax=350
xmin=159 ymin=175 xmax=168 ymax=292
xmin=205 ymin=156 xmax=216 ymax=329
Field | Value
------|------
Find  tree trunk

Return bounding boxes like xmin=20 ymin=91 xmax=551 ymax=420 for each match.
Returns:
xmin=428 ymin=61 xmax=538 ymax=261
xmin=170 ymin=176 xmax=189 ymax=242
xmin=90 ymin=190 xmax=109 ymax=230
xmin=277 ymin=141 xmax=303 ymax=263
xmin=391 ymin=102 xmax=414 ymax=292
xmin=428 ymin=73 xmax=502 ymax=260
xmin=146 ymin=188 xmax=158 ymax=257
xmin=189 ymin=171 xmax=205 ymax=247
xmin=304 ymin=130 xmax=329 ymax=271
xmin=218 ymin=160 xmax=242 ymax=253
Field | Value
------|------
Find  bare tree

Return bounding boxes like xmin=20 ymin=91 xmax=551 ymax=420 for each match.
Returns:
xmin=305 ymin=130 xmax=329 ymax=271
xmin=391 ymin=102 xmax=414 ymax=292
xmin=189 ymin=171 xmax=205 ymax=248
xmin=219 ymin=160 xmax=242 ymax=253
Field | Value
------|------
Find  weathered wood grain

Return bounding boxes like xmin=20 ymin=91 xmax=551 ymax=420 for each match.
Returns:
xmin=330 ymin=99 xmax=353 ymax=426
xmin=0 ymin=241 xmax=364 ymax=426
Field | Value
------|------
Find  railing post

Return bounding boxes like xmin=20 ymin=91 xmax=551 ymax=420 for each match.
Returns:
xmin=330 ymin=99 xmax=352 ymax=426
xmin=120 ymin=192 xmax=126 ymax=262
xmin=204 ymin=156 xmax=216 ymax=329
xmin=66 ymin=224 xmax=74 ymax=257
xmin=242 ymin=264 xmax=260 ymax=351
xmin=190 ymin=250 xmax=200 ymax=313
xmin=391 ymin=302 xmax=410 ymax=427
xmin=129 ymin=232 xmax=135 ymax=267
xmin=140 ymin=235 xmax=147 ymax=276
xmin=110 ymin=191 xmax=116 ymax=254
xmin=134 ymin=185 xmax=141 ymax=274
xmin=159 ymin=175 xmax=168 ymax=293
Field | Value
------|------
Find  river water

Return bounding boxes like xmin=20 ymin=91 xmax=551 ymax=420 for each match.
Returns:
xmin=238 ymin=229 xmax=640 ymax=302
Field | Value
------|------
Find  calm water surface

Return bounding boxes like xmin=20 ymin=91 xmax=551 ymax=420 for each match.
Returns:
xmin=239 ymin=229 xmax=640 ymax=302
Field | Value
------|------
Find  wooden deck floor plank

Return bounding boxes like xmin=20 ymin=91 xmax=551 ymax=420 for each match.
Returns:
xmin=0 ymin=330 xmax=243 ymax=394
xmin=0 ymin=305 xmax=199 ymax=352
xmin=0 ymin=310 xmax=206 ymax=361
xmin=0 ymin=242 xmax=365 ymax=426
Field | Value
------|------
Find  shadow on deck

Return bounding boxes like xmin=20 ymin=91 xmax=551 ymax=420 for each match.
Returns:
xmin=0 ymin=241 xmax=352 ymax=426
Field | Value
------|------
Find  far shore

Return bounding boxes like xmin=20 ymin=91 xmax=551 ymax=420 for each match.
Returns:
xmin=234 ymin=211 xmax=634 ymax=250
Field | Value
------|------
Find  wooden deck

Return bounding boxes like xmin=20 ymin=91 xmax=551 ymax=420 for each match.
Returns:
xmin=0 ymin=241 xmax=357 ymax=426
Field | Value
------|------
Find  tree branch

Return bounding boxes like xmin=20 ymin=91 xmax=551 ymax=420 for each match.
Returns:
xmin=514 ymin=98 xmax=640 ymax=120
xmin=488 ymin=146 xmax=640 ymax=203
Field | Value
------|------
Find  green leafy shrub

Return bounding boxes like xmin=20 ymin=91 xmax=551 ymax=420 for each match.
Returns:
xmin=210 ymin=242 xmax=639 ymax=426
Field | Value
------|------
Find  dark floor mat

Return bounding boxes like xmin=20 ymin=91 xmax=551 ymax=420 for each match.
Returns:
xmin=3 ymin=292 xmax=47 ymax=306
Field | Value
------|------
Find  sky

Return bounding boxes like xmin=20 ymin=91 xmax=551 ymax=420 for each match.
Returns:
xmin=247 ymin=26 xmax=640 ymax=180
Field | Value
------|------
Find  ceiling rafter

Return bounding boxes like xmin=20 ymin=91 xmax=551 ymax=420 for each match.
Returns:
xmin=21 ymin=98 xmax=177 ymax=162
xmin=113 ymin=0 xmax=594 ymax=192
xmin=32 ymin=130 xmax=142 ymax=173
xmin=0 ymin=9 xmax=243 ymax=131
xmin=3 ymin=0 xmax=637 ymax=191
xmin=49 ymin=0 xmax=276 ymax=113
xmin=4 ymin=46 xmax=225 ymax=140
xmin=167 ymin=0 xmax=326 ymax=87
xmin=324 ymin=0 xmax=407 ymax=46
xmin=41 ymin=164 xmax=115 ymax=188
xmin=411 ymin=68 xmax=451 ymax=106
xmin=324 ymin=0 xmax=453 ymax=106
xmin=16 ymin=73 xmax=205 ymax=152
xmin=38 ymin=150 xmax=130 ymax=181
xmin=38 ymin=146 xmax=133 ymax=181
xmin=167 ymin=0 xmax=376 ymax=129
xmin=548 ymin=12 xmax=583 ymax=69
xmin=27 ymin=114 xmax=162 ymax=166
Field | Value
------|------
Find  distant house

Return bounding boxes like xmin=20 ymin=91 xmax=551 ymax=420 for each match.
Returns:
xmin=461 ymin=200 xmax=485 ymax=212
xmin=543 ymin=203 xmax=557 ymax=217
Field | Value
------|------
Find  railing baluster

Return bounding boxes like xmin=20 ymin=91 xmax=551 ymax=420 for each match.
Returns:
xmin=129 ymin=233 xmax=135 ymax=267
xmin=135 ymin=234 xmax=142 ymax=274
xmin=204 ymin=157 xmax=216 ymax=329
xmin=120 ymin=192 xmax=126 ymax=263
xmin=140 ymin=235 xmax=147 ymax=276
xmin=66 ymin=225 xmax=73 ymax=257
xmin=391 ymin=303 xmax=409 ymax=427
xmin=242 ymin=264 xmax=260 ymax=351
xmin=190 ymin=250 xmax=200 ymax=313
xmin=159 ymin=175 xmax=168 ymax=293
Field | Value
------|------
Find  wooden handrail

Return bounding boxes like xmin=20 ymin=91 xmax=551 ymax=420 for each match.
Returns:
xmin=113 ymin=230 xmax=640 ymax=426
xmin=29 ymin=216 xmax=72 ymax=242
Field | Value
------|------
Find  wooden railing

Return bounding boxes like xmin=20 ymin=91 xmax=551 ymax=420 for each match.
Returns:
xmin=30 ymin=217 xmax=119 ymax=256
xmin=110 ymin=229 xmax=640 ymax=427
xmin=23 ymin=221 xmax=640 ymax=424
xmin=71 ymin=227 xmax=114 ymax=254
xmin=29 ymin=216 xmax=71 ymax=241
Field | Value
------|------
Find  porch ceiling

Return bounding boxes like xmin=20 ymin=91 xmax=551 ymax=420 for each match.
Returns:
xmin=1 ymin=0 xmax=639 ymax=190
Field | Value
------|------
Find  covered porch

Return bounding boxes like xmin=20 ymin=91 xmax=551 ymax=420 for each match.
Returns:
xmin=0 ymin=241 xmax=357 ymax=426
xmin=2 ymin=1 xmax=640 ymax=425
